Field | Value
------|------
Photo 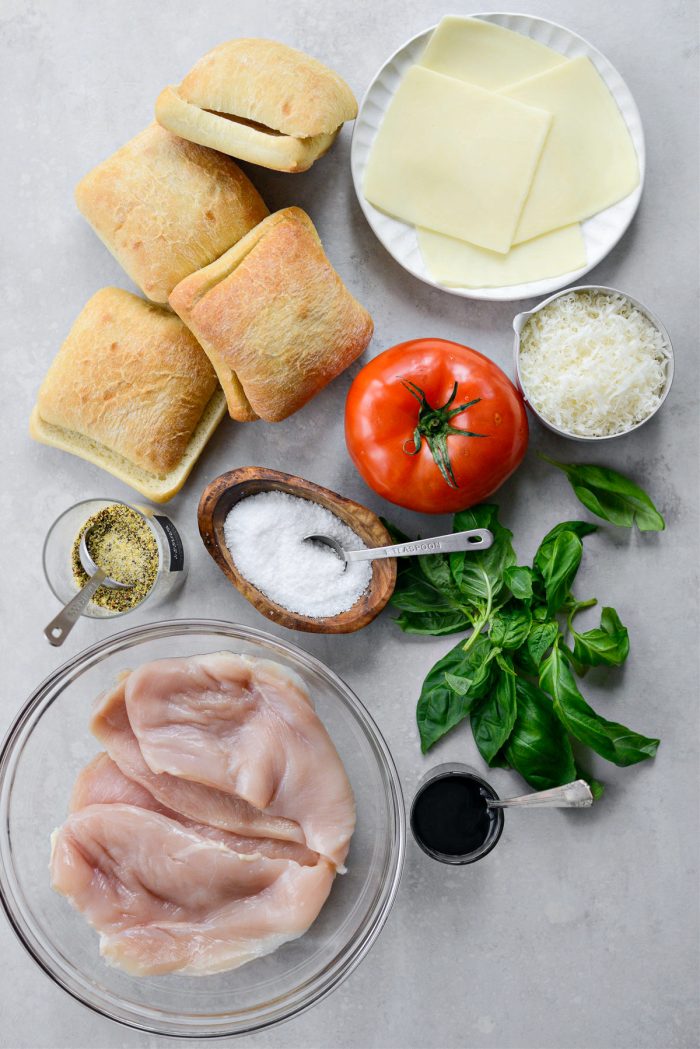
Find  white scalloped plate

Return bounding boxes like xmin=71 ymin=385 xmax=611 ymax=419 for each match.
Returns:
xmin=351 ymin=12 xmax=646 ymax=302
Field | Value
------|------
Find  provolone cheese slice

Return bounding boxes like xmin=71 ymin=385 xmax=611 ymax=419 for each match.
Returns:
xmin=363 ymin=66 xmax=551 ymax=253
xmin=504 ymin=57 xmax=640 ymax=243
xmin=419 ymin=16 xmax=566 ymax=89
xmin=417 ymin=224 xmax=586 ymax=288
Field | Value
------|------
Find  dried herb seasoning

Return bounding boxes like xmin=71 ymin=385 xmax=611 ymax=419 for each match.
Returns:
xmin=71 ymin=504 xmax=159 ymax=612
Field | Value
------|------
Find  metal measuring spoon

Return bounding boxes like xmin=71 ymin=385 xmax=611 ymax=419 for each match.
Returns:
xmin=485 ymin=780 xmax=593 ymax=810
xmin=302 ymin=528 xmax=493 ymax=571
xmin=43 ymin=527 xmax=131 ymax=647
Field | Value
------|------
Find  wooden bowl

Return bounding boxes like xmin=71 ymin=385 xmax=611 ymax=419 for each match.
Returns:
xmin=198 ymin=467 xmax=397 ymax=633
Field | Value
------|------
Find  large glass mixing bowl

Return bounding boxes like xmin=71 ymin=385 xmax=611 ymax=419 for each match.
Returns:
xmin=0 ymin=620 xmax=405 ymax=1037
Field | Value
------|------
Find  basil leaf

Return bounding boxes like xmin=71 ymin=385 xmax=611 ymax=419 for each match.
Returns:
xmin=389 ymin=573 xmax=459 ymax=613
xmin=450 ymin=504 xmax=516 ymax=602
xmin=416 ymin=640 xmax=474 ymax=752
xmin=394 ymin=608 xmax=471 ymax=636
xmin=390 ymin=537 xmax=471 ymax=634
xmin=514 ymin=614 xmax=557 ymax=675
xmin=448 ymin=504 xmax=500 ymax=585
xmin=539 ymin=520 xmax=598 ymax=544
xmin=572 ymin=606 xmax=630 ymax=667
xmin=540 ymin=645 xmax=659 ymax=766
xmin=418 ymin=552 xmax=459 ymax=595
xmin=444 ymin=672 xmax=473 ymax=696
xmin=456 ymin=636 xmax=496 ymax=700
xmin=527 ymin=621 xmax=560 ymax=668
xmin=559 ymin=640 xmax=588 ymax=679
xmin=602 ymin=606 xmax=629 ymax=641
xmin=534 ymin=530 xmax=583 ymax=616
xmin=490 ymin=606 xmax=532 ymax=650
xmin=485 ymin=746 xmax=512 ymax=771
xmin=504 ymin=564 xmax=534 ymax=601
xmin=416 ymin=636 xmax=494 ymax=752
xmin=513 ymin=645 xmax=538 ymax=676
xmin=471 ymin=658 xmax=517 ymax=765
xmin=543 ymin=458 xmax=665 ymax=532
xmin=444 ymin=641 xmax=494 ymax=697
xmin=504 ymin=679 xmax=577 ymax=790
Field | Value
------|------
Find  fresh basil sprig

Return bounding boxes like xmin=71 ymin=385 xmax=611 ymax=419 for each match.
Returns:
xmin=389 ymin=487 xmax=661 ymax=795
xmin=541 ymin=457 xmax=665 ymax=531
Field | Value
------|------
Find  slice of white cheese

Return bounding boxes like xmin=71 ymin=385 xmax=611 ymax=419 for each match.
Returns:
xmin=417 ymin=223 xmax=587 ymax=288
xmin=363 ymin=66 xmax=551 ymax=253
xmin=419 ymin=16 xmax=566 ymax=90
xmin=504 ymin=57 xmax=640 ymax=243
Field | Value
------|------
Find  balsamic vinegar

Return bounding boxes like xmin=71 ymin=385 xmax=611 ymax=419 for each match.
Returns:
xmin=411 ymin=773 xmax=494 ymax=857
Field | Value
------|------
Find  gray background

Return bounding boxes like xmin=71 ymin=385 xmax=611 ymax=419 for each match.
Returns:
xmin=1 ymin=1 xmax=698 ymax=1047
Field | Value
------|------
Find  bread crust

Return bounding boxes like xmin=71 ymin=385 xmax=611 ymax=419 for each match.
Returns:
xmin=156 ymin=87 xmax=338 ymax=174
xmin=29 ymin=393 xmax=226 ymax=504
xmin=75 ymin=125 xmax=269 ymax=304
xmin=177 ymin=39 xmax=357 ymax=137
xmin=169 ymin=208 xmax=374 ymax=423
xmin=32 ymin=288 xmax=226 ymax=499
xmin=155 ymin=39 xmax=356 ymax=171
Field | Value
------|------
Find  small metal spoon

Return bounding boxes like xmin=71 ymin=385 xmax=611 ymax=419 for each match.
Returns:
xmin=485 ymin=780 xmax=594 ymax=810
xmin=43 ymin=527 xmax=131 ymax=647
xmin=303 ymin=528 xmax=493 ymax=570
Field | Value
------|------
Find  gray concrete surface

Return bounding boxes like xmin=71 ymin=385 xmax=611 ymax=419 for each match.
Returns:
xmin=1 ymin=1 xmax=698 ymax=1047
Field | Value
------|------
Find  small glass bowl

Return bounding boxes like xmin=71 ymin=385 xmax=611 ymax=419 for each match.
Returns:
xmin=513 ymin=284 xmax=674 ymax=441
xmin=42 ymin=498 xmax=187 ymax=619
xmin=410 ymin=763 xmax=504 ymax=865
xmin=0 ymin=620 xmax=405 ymax=1037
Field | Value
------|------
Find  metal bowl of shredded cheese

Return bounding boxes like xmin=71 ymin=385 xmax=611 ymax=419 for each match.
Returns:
xmin=513 ymin=285 xmax=674 ymax=440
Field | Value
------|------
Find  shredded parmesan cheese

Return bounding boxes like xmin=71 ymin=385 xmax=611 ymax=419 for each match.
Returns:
xmin=519 ymin=290 xmax=670 ymax=437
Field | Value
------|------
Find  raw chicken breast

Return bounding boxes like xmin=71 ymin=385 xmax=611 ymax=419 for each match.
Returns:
xmin=71 ymin=753 xmax=319 ymax=866
xmin=70 ymin=752 xmax=159 ymax=811
xmin=51 ymin=804 xmax=335 ymax=976
xmin=91 ymin=680 xmax=307 ymax=846
xmin=125 ymin=653 xmax=356 ymax=866
xmin=52 ymin=652 xmax=355 ymax=977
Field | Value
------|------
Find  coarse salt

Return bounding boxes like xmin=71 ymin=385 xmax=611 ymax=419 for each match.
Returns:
xmin=223 ymin=491 xmax=373 ymax=618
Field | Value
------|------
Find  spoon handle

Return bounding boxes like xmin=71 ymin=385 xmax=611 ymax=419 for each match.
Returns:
xmin=43 ymin=569 xmax=107 ymax=647
xmin=345 ymin=528 xmax=493 ymax=562
xmin=486 ymin=780 xmax=594 ymax=810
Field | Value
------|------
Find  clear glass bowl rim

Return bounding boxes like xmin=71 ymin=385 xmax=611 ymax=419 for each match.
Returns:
xmin=0 ymin=618 xmax=406 ymax=1038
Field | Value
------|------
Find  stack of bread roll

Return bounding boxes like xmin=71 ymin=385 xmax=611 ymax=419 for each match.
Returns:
xmin=31 ymin=40 xmax=372 ymax=502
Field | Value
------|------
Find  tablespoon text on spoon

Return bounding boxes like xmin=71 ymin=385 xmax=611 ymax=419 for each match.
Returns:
xmin=303 ymin=528 xmax=493 ymax=571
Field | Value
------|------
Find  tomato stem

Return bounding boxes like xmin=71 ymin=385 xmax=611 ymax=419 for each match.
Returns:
xmin=400 ymin=379 xmax=487 ymax=489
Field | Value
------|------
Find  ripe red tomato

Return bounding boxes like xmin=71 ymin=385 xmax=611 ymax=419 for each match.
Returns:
xmin=345 ymin=339 xmax=528 ymax=514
